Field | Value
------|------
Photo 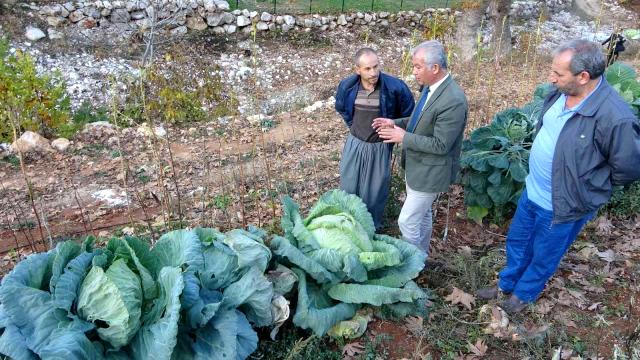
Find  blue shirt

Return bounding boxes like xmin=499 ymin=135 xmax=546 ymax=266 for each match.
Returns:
xmin=526 ymin=78 xmax=602 ymax=210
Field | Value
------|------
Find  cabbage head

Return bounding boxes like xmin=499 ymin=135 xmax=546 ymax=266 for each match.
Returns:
xmin=271 ymin=190 xmax=429 ymax=337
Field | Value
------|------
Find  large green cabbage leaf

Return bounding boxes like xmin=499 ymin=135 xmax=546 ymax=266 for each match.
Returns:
xmin=129 ymin=266 xmax=183 ymax=360
xmin=77 ymin=259 xmax=143 ymax=348
xmin=291 ymin=268 xmax=358 ymax=336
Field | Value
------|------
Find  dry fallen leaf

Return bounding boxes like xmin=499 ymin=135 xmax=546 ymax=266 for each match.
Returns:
xmin=458 ymin=246 xmax=473 ymax=257
xmin=467 ymin=339 xmax=488 ymax=357
xmin=342 ymin=341 xmax=365 ymax=359
xmin=480 ymin=305 xmax=511 ymax=339
xmin=561 ymin=348 xmax=574 ymax=359
xmin=534 ymin=298 xmax=554 ymax=315
xmin=588 ymin=302 xmax=602 ymax=311
xmin=596 ymin=249 xmax=616 ymax=263
xmin=445 ymin=287 xmax=476 ymax=311
xmin=553 ymin=313 xmax=577 ymax=328
xmin=403 ymin=316 xmax=424 ymax=335
xmin=594 ymin=215 xmax=614 ymax=236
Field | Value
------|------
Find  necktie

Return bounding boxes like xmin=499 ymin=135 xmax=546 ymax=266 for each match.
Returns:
xmin=407 ymin=86 xmax=430 ymax=133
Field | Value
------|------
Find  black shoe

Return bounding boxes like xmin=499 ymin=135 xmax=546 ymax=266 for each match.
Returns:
xmin=499 ymin=295 xmax=528 ymax=314
xmin=476 ymin=286 xmax=502 ymax=300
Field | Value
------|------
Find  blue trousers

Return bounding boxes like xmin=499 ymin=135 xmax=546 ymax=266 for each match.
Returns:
xmin=498 ymin=190 xmax=594 ymax=303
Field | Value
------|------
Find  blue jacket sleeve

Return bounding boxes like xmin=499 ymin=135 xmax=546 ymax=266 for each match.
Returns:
xmin=607 ymin=117 xmax=640 ymax=186
xmin=335 ymin=79 xmax=351 ymax=127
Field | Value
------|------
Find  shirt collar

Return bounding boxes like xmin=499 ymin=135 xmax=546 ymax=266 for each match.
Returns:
xmin=428 ymin=73 xmax=449 ymax=94
xmin=561 ymin=76 xmax=603 ymax=112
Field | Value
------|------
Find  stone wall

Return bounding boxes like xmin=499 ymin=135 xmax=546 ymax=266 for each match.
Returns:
xmin=36 ymin=0 xmax=572 ymax=40
xmin=509 ymin=0 xmax=572 ymax=20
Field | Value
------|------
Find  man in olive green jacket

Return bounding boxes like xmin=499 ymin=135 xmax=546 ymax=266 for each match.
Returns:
xmin=373 ymin=40 xmax=468 ymax=255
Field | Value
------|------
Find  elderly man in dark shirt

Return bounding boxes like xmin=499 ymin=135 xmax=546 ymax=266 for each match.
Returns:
xmin=335 ymin=48 xmax=415 ymax=229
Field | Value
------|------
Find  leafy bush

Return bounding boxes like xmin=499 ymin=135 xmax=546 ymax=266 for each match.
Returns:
xmin=599 ymin=181 xmax=640 ymax=218
xmin=0 ymin=227 xmax=279 ymax=359
xmin=270 ymin=190 xmax=429 ymax=338
xmin=0 ymin=38 xmax=71 ymax=142
xmin=57 ymin=100 xmax=110 ymax=139
xmin=460 ymin=84 xmax=553 ymax=224
xmin=606 ymin=62 xmax=640 ymax=116
xmin=118 ymin=65 xmax=237 ymax=126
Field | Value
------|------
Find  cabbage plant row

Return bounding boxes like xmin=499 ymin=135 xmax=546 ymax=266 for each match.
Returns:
xmin=0 ymin=190 xmax=429 ymax=359
xmin=0 ymin=227 xmax=280 ymax=360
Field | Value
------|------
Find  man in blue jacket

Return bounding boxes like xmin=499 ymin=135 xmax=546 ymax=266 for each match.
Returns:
xmin=477 ymin=39 xmax=640 ymax=314
xmin=335 ymin=48 xmax=415 ymax=230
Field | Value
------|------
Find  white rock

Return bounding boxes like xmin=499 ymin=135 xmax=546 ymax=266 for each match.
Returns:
xmin=236 ymin=15 xmax=250 ymax=27
xmin=256 ymin=21 xmax=269 ymax=31
xmin=170 ymin=25 xmax=188 ymax=35
xmin=186 ymin=15 xmax=207 ymax=30
xmin=364 ymin=13 xmax=372 ymax=22
xmin=260 ymin=12 xmax=271 ymax=22
xmin=47 ymin=16 xmax=66 ymax=27
xmin=222 ymin=12 xmax=235 ymax=24
xmin=25 ymin=26 xmax=46 ymax=41
xmin=47 ymin=28 xmax=64 ymax=39
xmin=110 ymin=8 xmax=130 ymax=22
xmin=51 ymin=138 xmax=71 ymax=152
xmin=337 ymin=14 xmax=347 ymax=25
xmin=206 ymin=13 xmax=223 ymax=26
xmin=203 ymin=0 xmax=215 ymax=12
xmin=130 ymin=10 xmax=146 ymax=20
xmin=212 ymin=25 xmax=225 ymax=34
xmin=11 ymin=131 xmax=53 ymax=153
xmin=281 ymin=23 xmax=292 ymax=32
xmin=69 ymin=9 xmax=85 ymax=22
xmin=91 ymin=189 xmax=129 ymax=207
xmin=283 ymin=14 xmax=295 ymax=26
xmin=0 ymin=143 xmax=11 ymax=158
xmin=213 ymin=0 xmax=229 ymax=10
xmin=248 ymin=10 xmax=257 ymax=18
xmin=224 ymin=24 xmax=236 ymax=33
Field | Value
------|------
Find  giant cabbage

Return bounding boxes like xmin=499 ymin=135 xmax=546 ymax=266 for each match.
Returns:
xmin=270 ymin=190 xmax=429 ymax=337
xmin=0 ymin=227 xmax=279 ymax=360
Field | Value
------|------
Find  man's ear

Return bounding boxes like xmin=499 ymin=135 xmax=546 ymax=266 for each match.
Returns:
xmin=432 ymin=64 xmax=441 ymax=74
xmin=578 ymin=71 xmax=591 ymax=85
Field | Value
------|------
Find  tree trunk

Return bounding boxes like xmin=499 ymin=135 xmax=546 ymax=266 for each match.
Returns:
xmin=489 ymin=0 xmax=512 ymax=59
xmin=454 ymin=0 xmax=512 ymax=62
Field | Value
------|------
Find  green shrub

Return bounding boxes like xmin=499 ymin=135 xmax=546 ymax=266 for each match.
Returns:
xmin=460 ymin=84 xmax=553 ymax=224
xmin=57 ymin=100 xmax=110 ymax=139
xmin=600 ymin=181 xmax=640 ymax=218
xmin=606 ymin=62 xmax=640 ymax=116
xmin=117 ymin=64 xmax=237 ymax=126
xmin=0 ymin=38 xmax=71 ymax=142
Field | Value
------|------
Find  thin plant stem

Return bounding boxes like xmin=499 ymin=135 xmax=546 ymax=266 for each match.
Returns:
xmin=10 ymin=113 xmax=47 ymax=250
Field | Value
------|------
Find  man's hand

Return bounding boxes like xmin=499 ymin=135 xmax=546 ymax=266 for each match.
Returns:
xmin=372 ymin=117 xmax=394 ymax=130
xmin=378 ymin=125 xmax=406 ymax=144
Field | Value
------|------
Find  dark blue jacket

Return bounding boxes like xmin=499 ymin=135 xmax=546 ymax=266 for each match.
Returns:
xmin=537 ymin=78 xmax=640 ymax=223
xmin=335 ymin=72 xmax=415 ymax=127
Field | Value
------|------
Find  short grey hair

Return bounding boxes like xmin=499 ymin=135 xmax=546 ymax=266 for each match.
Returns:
xmin=411 ymin=40 xmax=448 ymax=69
xmin=354 ymin=47 xmax=378 ymax=66
xmin=553 ymin=39 xmax=605 ymax=79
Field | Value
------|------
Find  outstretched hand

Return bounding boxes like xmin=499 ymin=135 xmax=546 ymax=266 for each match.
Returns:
xmin=372 ymin=117 xmax=394 ymax=130
xmin=377 ymin=125 xmax=406 ymax=144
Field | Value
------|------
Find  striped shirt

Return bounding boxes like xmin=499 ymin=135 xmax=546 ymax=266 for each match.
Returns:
xmin=350 ymin=86 xmax=382 ymax=143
